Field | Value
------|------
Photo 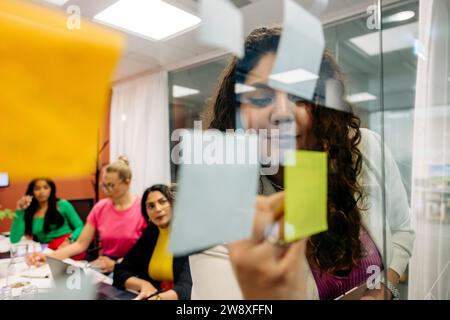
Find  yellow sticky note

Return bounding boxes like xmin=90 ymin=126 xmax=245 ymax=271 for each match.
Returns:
xmin=284 ymin=150 xmax=328 ymax=242
xmin=0 ymin=0 xmax=123 ymax=181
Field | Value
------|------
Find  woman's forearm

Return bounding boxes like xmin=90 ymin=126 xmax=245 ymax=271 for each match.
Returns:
xmin=49 ymin=223 xmax=95 ymax=260
xmin=388 ymin=268 xmax=400 ymax=286
xmin=361 ymin=268 xmax=401 ymax=300
xmin=158 ymin=289 xmax=178 ymax=300
xmin=48 ymin=241 xmax=86 ymax=260
xmin=376 ymin=269 xmax=400 ymax=300
xmin=124 ymin=277 xmax=154 ymax=292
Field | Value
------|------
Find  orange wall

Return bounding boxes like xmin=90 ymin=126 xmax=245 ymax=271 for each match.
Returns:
xmin=0 ymin=92 xmax=112 ymax=232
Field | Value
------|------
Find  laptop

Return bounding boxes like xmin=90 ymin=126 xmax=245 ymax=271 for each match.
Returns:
xmin=47 ymin=256 xmax=137 ymax=300
xmin=44 ymin=256 xmax=96 ymax=300
xmin=96 ymin=282 xmax=138 ymax=300
xmin=46 ymin=256 xmax=72 ymax=278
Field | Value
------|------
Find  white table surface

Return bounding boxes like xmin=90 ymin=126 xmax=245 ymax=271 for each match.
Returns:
xmin=0 ymin=238 xmax=112 ymax=298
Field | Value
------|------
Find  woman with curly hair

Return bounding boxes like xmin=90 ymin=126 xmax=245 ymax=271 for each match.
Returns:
xmin=190 ymin=26 xmax=414 ymax=300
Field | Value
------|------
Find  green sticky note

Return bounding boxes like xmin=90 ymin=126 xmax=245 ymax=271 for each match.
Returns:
xmin=284 ymin=150 xmax=328 ymax=242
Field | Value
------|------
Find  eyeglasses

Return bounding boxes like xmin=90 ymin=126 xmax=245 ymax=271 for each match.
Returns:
xmin=101 ymin=181 xmax=122 ymax=191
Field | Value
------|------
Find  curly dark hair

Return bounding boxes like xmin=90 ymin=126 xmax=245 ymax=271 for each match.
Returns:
xmin=205 ymin=26 xmax=364 ymax=275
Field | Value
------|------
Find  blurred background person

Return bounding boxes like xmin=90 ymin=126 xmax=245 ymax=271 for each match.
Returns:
xmin=113 ymin=184 xmax=192 ymax=300
xmin=49 ymin=156 xmax=147 ymax=273
xmin=10 ymin=178 xmax=85 ymax=260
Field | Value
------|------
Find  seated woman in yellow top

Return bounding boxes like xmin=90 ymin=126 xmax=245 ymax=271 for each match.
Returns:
xmin=113 ymin=184 xmax=192 ymax=300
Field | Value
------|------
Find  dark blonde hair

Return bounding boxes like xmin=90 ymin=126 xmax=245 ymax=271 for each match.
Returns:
xmin=104 ymin=155 xmax=132 ymax=181
xmin=207 ymin=26 xmax=364 ymax=275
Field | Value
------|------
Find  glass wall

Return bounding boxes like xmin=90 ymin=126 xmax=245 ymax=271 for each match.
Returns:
xmin=407 ymin=0 xmax=450 ymax=300
xmin=169 ymin=57 xmax=230 ymax=131
xmin=167 ymin=0 xmax=450 ymax=300
xmin=325 ymin=1 xmax=419 ymax=202
xmin=169 ymin=2 xmax=419 ymax=201
xmin=168 ymin=56 xmax=230 ymax=179
xmin=324 ymin=6 xmax=419 ymax=299
xmin=3 ymin=0 xmax=450 ymax=301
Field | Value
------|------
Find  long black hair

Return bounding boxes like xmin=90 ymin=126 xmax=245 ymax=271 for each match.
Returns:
xmin=141 ymin=184 xmax=175 ymax=223
xmin=24 ymin=178 xmax=65 ymax=237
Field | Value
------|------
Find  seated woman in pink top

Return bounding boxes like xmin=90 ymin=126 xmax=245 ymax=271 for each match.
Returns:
xmin=48 ymin=156 xmax=147 ymax=273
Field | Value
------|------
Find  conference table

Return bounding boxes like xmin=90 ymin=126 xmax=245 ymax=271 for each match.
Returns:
xmin=0 ymin=235 xmax=136 ymax=300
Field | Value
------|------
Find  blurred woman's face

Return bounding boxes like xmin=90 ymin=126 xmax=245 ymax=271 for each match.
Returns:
xmin=101 ymin=171 xmax=129 ymax=200
xmin=33 ymin=180 xmax=51 ymax=203
xmin=146 ymin=191 xmax=172 ymax=229
xmin=239 ymin=53 xmax=316 ymax=150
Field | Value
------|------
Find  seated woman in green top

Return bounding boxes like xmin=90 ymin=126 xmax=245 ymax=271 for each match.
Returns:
xmin=10 ymin=178 xmax=85 ymax=259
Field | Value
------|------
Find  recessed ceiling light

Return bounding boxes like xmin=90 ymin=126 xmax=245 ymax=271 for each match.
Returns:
xmin=349 ymin=22 xmax=418 ymax=56
xmin=383 ymin=11 xmax=415 ymax=24
xmin=94 ymin=0 xmax=201 ymax=41
xmin=269 ymin=68 xmax=318 ymax=84
xmin=173 ymin=85 xmax=200 ymax=98
xmin=347 ymin=92 xmax=377 ymax=103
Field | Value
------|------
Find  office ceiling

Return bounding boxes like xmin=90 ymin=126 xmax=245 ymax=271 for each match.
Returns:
xmin=170 ymin=0 xmax=420 ymax=114
xmin=31 ymin=0 xmax=406 ymax=82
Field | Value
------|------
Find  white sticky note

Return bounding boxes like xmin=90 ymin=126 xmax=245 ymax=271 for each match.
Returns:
xmin=269 ymin=0 xmax=325 ymax=101
xmin=170 ymin=130 xmax=260 ymax=256
xmin=198 ymin=0 xmax=244 ymax=58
